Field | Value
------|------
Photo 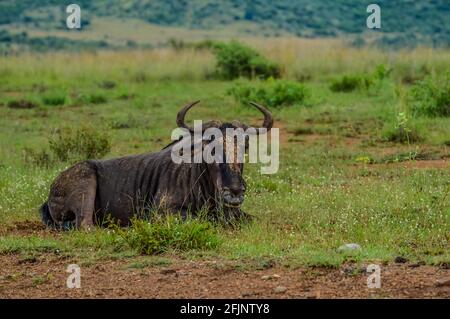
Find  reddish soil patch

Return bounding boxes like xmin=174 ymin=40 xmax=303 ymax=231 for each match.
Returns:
xmin=0 ymin=255 xmax=448 ymax=298
xmin=370 ymin=158 xmax=450 ymax=170
xmin=0 ymin=220 xmax=50 ymax=237
xmin=399 ymin=159 xmax=449 ymax=169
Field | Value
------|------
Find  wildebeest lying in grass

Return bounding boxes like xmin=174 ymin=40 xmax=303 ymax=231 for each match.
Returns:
xmin=40 ymin=101 xmax=273 ymax=230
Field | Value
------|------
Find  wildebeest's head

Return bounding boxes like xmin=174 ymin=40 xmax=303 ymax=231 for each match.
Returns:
xmin=176 ymin=101 xmax=273 ymax=208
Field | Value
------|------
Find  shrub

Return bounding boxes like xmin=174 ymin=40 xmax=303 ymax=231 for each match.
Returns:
xmin=22 ymin=147 xmax=54 ymax=168
xmin=374 ymin=64 xmax=392 ymax=81
xmin=381 ymin=112 xmax=422 ymax=144
xmin=74 ymin=93 xmax=108 ymax=105
xmin=213 ymin=41 xmax=280 ymax=80
xmin=330 ymin=65 xmax=390 ymax=93
xmin=85 ymin=93 xmax=107 ymax=104
xmin=115 ymin=216 xmax=220 ymax=255
xmin=408 ymin=74 xmax=450 ymax=117
xmin=329 ymin=74 xmax=373 ymax=92
xmin=228 ymin=78 xmax=309 ymax=108
xmin=49 ymin=125 xmax=111 ymax=162
xmin=42 ymin=92 xmax=66 ymax=106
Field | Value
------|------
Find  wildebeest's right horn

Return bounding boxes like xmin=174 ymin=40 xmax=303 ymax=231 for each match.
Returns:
xmin=247 ymin=102 xmax=273 ymax=134
xmin=177 ymin=100 xmax=200 ymax=132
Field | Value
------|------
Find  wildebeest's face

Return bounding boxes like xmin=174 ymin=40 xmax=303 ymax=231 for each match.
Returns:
xmin=204 ymin=123 xmax=247 ymax=208
xmin=176 ymin=101 xmax=273 ymax=208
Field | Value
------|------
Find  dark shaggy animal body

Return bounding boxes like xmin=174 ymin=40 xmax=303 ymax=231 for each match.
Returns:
xmin=43 ymin=148 xmax=222 ymax=228
xmin=41 ymin=101 xmax=272 ymax=230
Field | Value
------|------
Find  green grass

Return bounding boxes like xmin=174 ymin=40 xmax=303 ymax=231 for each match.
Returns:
xmin=0 ymin=49 xmax=449 ymax=268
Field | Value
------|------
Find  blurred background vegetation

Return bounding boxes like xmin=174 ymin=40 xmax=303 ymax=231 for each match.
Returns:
xmin=0 ymin=0 xmax=449 ymax=53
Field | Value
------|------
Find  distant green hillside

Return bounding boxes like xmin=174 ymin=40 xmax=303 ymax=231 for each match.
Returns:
xmin=0 ymin=0 xmax=449 ymax=52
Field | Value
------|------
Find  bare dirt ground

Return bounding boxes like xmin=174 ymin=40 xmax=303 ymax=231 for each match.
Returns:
xmin=0 ymin=254 xmax=449 ymax=298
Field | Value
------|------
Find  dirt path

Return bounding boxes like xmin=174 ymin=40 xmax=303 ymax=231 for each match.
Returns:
xmin=0 ymin=255 xmax=448 ymax=298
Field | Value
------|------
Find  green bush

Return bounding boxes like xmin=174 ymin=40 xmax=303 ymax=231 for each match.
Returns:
xmin=228 ymin=78 xmax=309 ymax=108
xmin=381 ymin=112 xmax=422 ymax=144
xmin=42 ymin=92 xmax=66 ymax=106
xmin=373 ymin=64 xmax=392 ymax=81
xmin=330 ymin=65 xmax=390 ymax=93
xmin=213 ymin=41 xmax=280 ymax=80
xmin=329 ymin=74 xmax=373 ymax=92
xmin=85 ymin=93 xmax=107 ymax=104
xmin=382 ymin=123 xmax=422 ymax=144
xmin=22 ymin=147 xmax=54 ymax=168
xmin=409 ymin=74 xmax=450 ymax=117
xmin=115 ymin=216 xmax=220 ymax=255
xmin=75 ymin=93 xmax=108 ymax=105
xmin=49 ymin=125 xmax=111 ymax=162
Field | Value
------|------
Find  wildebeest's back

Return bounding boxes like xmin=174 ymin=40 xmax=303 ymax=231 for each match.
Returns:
xmin=92 ymin=149 xmax=176 ymax=225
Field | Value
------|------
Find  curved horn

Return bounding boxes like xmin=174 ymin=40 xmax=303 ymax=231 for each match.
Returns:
xmin=176 ymin=100 xmax=200 ymax=132
xmin=247 ymin=102 xmax=273 ymax=134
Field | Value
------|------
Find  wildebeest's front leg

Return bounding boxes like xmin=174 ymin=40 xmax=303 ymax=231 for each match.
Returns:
xmin=78 ymin=175 xmax=97 ymax=230
xmin=231 ymin=209 xmax=253 ymax=222
xmin=211 ymin=207 xmax=253 ymax=225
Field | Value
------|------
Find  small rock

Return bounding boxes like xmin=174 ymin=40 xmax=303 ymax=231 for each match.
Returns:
xmin=160 ymin=268 xmax=177 ymax=275
xmin=337 ymin=243 xmax=361 ymax=252
xmin=394 ymin=256 xmax=408 ymax=264
xmin=273 ymin=286 xmax=287 ymax=293
xmin=342 ymin=265 xmax=366 ymax=276
xmin=409 ymin=261 xmax=425 ymax=268
xmin=436 ymin=278 xmax=450 ymax=287
xmin=261 ymin=274 xmax=281 ymax=280
xmin=17 ymin=256 xmax=38 ymax=264
xmin=241 ymin=292 xmax=253 ymax=297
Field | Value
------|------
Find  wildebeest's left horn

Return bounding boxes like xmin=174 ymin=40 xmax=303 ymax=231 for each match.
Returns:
xmin=177 ymin=100 xmax=200 ymax=132
xmin=247 ymin=102 xmax=273 ymax=134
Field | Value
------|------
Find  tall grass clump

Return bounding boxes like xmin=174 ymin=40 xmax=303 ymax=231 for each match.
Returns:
xmin=114 ymin=216 xmax=220 ymax=255
xmin=24 ymin=125 xmax=111 ymax=167
xmin=329 ymin=64 xmax=390 ymax=93
xmin=42 ymin=92 xmax=66 ymax=106
xmin=382 ymin=112 xmax=422 ymax=144
xmin=408 ymin=74 xmax=450 ymax=117
xmin=213 ymin=41 xmax=280 ymax=80
xmin=330 ymin=75 xmax=369 ymax=92
xmin=49 ymin=126 xmax=111 ymax=162
xmin=74 ymin=93 xmax=108 ymax=105
xmin=228 ymin=78 xmax=309 ymax=108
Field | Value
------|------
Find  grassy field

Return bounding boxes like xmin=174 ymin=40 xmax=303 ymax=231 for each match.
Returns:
xmin=0 ymin=39 xmax=449 ymax=270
